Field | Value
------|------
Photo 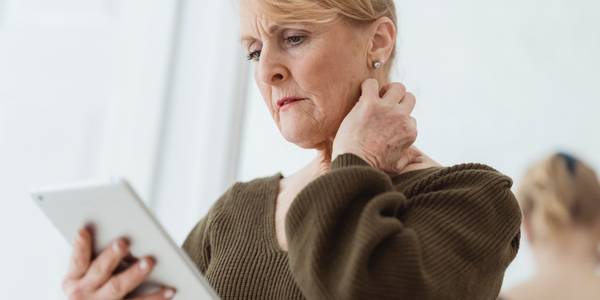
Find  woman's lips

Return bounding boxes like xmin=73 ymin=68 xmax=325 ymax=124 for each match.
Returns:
xmin=277 ymin=97 xmax=306 ymax=110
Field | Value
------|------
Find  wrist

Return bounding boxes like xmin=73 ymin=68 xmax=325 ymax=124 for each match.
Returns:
xmin=332 ymin=142 xmax=377 ymax=168
xmin=331 ymin=147 xmax=360 ymax=163
xmin=331 ymin=153 xmax=372 ymax=169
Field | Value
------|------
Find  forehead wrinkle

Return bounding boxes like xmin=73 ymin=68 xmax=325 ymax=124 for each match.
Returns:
xmin=240 ymin=10 xmax=282 ymax=47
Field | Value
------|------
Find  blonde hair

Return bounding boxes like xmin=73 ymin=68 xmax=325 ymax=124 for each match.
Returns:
xmin=254 ymin=0 xmax=398 ymax=74
xmin=517 ymin=153 xmax=600 ymax=232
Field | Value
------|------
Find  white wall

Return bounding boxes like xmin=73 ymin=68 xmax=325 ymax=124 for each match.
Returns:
xmin=237 ymin=0 xmax=600 ymax=290
xmin=0 ymin=4 xmax=115 ymax=298
xmin=0 ymin=1 xmax=180 ymax=298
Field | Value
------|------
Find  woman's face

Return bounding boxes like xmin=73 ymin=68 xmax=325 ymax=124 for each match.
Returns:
xmin=240 ymin=0 xmax=372 ymax=149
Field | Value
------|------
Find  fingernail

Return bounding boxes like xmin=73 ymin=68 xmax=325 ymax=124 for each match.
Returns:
xmin=112 ymin=241 xmax=121 ymax=254
xmin=76 ymin=228 xmax=86 ymax=240
xmin=164 ymin=289 xmax=175 ymax=299
xmin=139 ymin=258 xmax=149 ymax=271
xmin=75 ymin=233 xmax=83 ymax=244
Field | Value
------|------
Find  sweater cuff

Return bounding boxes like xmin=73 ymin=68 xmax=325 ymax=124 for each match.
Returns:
xmin=331 ymin=153 xmax=372 ymax=169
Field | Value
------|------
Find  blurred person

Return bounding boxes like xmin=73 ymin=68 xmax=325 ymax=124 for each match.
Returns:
xmin=500 ymin=153 xmax=600 ymax=300
xmin=61 ymin=0 xmax=521 ymax=299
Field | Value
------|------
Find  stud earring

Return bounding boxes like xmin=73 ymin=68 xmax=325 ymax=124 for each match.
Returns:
xmin=373 ymin=61 xmax=383 ymax=69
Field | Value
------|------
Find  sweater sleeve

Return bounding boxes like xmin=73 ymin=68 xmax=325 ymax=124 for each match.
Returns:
xmin=285 ymin=153 xmax=522 ymax=300
xmin=181 ymin=216 xmax=211 ymax=274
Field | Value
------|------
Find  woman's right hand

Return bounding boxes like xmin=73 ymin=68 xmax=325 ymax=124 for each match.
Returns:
xmin=332 ymin=78 xmax=420 ymax=175
xmin=62 ymin=227 xmax=176 ymax=300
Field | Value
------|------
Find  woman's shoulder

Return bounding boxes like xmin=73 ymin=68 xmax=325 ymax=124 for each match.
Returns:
xmin=395 ymin=159 xmax=513 ymax=194
xmin=441 ymin=162 xmax=511 ymax=185
xmin=399 ymin=161 xmax=520 ymax=230
xmin=207 ymin=173 xmax=281 ymax=216
xmin=501 ymin=276 xmax=600 ymax=300
xmin=233 ymin=172 xmax=282 ymax=194
xmin=498 ymin=279 xmax=546 ymax=300
xmin=227 ymin=172 xmax=281 ymax=200
xmin=397 ymin=149 xmax=511 ymax=183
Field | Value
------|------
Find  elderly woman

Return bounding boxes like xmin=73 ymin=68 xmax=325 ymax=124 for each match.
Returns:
xmin=500 ymin=153 xmax=600 ymax=300
xmin=61 ymin=0 xmax=521 ymax=299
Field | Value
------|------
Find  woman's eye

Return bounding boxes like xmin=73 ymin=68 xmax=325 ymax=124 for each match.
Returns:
xmin=245 ymin=36 xmax=304 ymax=62
xmin=286 ymin=35 xmax=305 ymax=46
xmin=246 ymin=50 xmax=261 ymax=62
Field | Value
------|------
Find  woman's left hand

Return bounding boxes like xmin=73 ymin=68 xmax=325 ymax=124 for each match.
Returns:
xmin=332 ymin=79 xmax=421 ymax=174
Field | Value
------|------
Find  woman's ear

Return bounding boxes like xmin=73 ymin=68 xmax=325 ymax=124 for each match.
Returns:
xmin=367 ymin=17 xmax=396 ymax=66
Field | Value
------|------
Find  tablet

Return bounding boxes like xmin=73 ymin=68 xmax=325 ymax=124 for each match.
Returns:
xmin=31 ymin=178 xmax=219 ymax=300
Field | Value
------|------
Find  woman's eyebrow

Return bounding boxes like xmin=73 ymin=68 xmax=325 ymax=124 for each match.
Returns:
xmin=239 ymin=24 xmax=284 ymax=45
xmin=240 ymin=36 xmax=257 ymax=46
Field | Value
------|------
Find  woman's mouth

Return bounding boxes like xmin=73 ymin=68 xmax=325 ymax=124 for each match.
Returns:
xmin=277 ymin=97 xmax=306 ymax=111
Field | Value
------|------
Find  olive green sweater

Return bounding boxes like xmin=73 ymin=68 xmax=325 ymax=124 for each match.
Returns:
xmin=182 ymin=153 xmax=522 ymax=299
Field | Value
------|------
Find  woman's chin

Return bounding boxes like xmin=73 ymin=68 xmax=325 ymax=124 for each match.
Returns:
xmin=279 ymin=126 xmax=324 ymax=149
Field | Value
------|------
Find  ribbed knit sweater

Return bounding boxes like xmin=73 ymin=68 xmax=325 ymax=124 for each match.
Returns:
xmin=182 ymin=153 xmax=522 ymax=300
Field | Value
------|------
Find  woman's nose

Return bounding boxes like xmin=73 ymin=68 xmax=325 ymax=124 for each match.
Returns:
xmin=258 ymin=49 xmax=288 ymax=85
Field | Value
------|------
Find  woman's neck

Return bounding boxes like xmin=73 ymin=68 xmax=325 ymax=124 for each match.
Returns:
xmin=282 ymin=142 xmax=332 ymax=187
xmin=309 ymin=142 xmax=333 ymax=178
